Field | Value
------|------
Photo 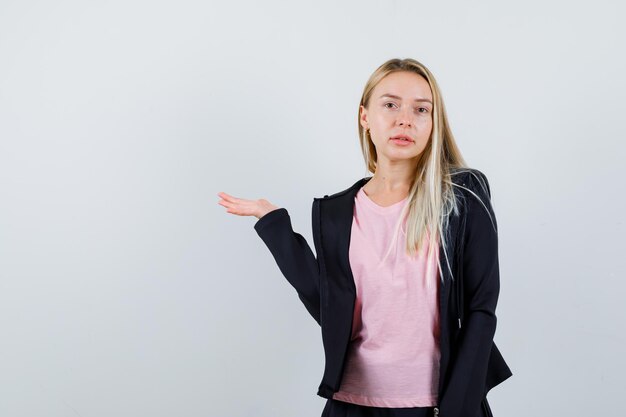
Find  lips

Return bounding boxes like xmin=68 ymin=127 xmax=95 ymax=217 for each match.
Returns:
xmin=389 ymin=134 xmax=414 ymax=142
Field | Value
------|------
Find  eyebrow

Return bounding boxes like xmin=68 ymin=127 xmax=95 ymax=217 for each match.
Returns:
xmin=379 ymin=93 xmax=433 ymax=104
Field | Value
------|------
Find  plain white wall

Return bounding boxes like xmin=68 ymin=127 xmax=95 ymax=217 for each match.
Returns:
xmin=1 ymin=0 xmax=624 ymax=416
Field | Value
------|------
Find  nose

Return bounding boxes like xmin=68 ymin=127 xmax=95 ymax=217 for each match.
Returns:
xmin=396 ymin=107 xmax=413 ymax=128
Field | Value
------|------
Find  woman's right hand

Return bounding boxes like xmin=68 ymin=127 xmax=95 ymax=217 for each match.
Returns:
xmin=216 ymin=192 xmax=280 ymax=220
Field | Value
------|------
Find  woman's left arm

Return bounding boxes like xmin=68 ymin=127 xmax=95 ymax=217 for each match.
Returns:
xmin=439 ymin=170 xmax=500 ymax=417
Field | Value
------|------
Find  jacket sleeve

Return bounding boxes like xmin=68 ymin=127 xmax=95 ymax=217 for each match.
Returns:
xmin=439 ymin=170 xmax=501 ymax=417
xmin=253 ymin=204 xmax=321 ymax=326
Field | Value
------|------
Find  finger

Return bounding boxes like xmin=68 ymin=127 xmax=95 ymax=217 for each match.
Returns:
xmin=218 ymin=199 xmax=253 ymax=216
xmin=218 ymin=196 xmax=246 ymax=208
xmin=217 ymin=192 xmax=248 ymax=204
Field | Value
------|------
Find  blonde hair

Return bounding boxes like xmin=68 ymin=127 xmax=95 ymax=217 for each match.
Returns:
xmin=358 ymin=58 xmax=477 ymax=288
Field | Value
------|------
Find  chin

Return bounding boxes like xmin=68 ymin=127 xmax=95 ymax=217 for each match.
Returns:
xmin=383 ymin=152 xmax=421 ymax=162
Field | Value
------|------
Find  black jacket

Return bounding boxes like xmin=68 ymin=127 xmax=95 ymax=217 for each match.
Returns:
xmin=253 ymin=168 xmax=513 ymax=417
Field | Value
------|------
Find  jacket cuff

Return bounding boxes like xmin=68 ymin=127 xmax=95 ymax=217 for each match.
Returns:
xmin=254 ymin=208 xmax=288 ymax=233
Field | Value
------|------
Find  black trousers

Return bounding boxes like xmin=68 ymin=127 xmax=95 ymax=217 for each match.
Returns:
xmin=321 ymin=398 xmax=436 ymax=417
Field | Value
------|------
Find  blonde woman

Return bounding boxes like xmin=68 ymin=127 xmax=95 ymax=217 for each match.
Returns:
xmin=218 ymin=58 xmax=512 ymax=417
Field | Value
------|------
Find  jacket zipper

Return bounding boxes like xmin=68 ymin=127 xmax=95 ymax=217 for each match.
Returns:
xmin=435 ymin=188 xmax=466 ymax=416
xmin=456 ymin=190 xmax=467 ymax=331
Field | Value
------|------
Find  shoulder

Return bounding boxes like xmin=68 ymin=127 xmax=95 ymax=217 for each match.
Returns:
xmin=315 ymin=177 xmax=371 ymax=201
xmin=450 ymin=167 xmax=491 ymax=195
xmin=453 ymin=167 xmax=497 ymax=233
xmin=448 ymin=168 xmax=494 ymax=218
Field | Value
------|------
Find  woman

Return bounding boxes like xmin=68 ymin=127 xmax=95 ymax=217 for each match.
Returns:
xmin=217 ymin=58 xmax=512 ymax=417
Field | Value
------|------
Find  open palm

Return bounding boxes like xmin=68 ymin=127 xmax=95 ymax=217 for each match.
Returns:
xmin=217 ymin=192 xmax=279 ymax=220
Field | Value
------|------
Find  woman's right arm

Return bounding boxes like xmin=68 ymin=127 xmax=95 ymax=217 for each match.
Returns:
xmin=253 ymin=205 xmax=321 ymax=325
xmin=217 ymin=192 xmax=321 ymax=325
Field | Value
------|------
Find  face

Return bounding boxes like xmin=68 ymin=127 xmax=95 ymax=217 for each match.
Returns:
xmin=360 ymin=71 xmax=433 ymax=163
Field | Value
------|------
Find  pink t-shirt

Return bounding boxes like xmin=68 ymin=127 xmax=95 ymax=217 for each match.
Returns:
xmin=331 ymin=186 xmax=441 ymax=408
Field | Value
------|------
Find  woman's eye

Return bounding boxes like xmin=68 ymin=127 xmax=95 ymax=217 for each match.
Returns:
xmin=417 ymin=107 xmax=429 ymax=113
xmin=384 ymin=102 xmax=397 ymax=109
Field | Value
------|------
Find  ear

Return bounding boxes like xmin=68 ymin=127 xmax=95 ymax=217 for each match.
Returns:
xmin=359 ymin=105 xmax=369 ymax=130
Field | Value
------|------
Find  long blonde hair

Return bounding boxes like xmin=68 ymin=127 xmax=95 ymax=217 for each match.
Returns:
xmin=358 ymin=58 xmax=471 ymax=287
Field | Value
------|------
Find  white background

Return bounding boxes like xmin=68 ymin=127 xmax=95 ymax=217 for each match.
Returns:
xmin=1 ymin=1 xmax=624 ymax=416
